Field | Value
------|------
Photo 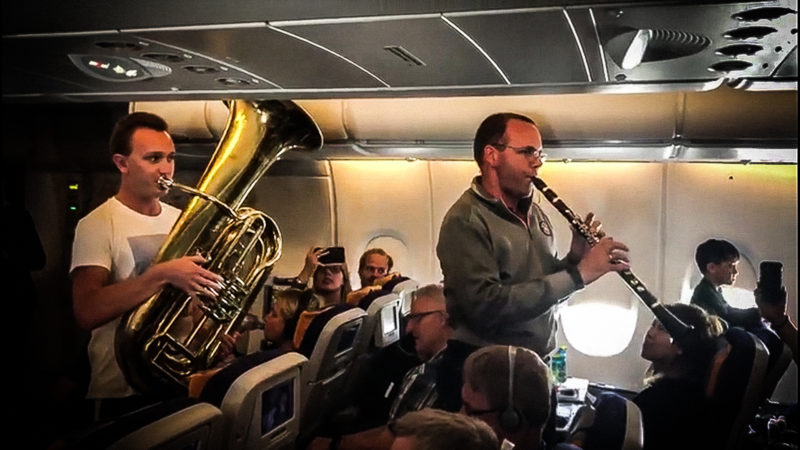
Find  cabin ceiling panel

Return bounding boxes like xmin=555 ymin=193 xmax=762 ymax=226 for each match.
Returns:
xmin=446 ymin=9 xmax=592 ymax=84
xmin=275 ymin=16 xmax=503 ymax=87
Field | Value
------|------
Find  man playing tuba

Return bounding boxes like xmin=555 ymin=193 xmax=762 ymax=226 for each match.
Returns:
xmin=70 ymin=112 xmax=230 ymax=423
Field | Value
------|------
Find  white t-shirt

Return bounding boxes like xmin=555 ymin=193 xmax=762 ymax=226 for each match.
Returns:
xmin=70 ymin=197 xmax=181 ymax=399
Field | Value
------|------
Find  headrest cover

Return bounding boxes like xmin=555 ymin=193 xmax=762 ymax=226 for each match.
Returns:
xmin=297 ymin=304 xmax=357 ymax=357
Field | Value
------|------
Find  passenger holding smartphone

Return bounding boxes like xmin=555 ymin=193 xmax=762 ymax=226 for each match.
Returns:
xmin=293 ymin=246 xmax=352 ymax=308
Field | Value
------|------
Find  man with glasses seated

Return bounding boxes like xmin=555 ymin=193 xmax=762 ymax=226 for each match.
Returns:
xmin=437 ymin=112 xmax=630 ymax=358
xmin=308 ymin=284 xmax=477 ymax=450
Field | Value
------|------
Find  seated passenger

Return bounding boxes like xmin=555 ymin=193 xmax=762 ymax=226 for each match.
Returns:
xmin=634 ymin=303 xmax=723 ymax=450
xmin=346 ymin=271 xmax=411 ymax=308
xmin=262 ymin=288 xmax=310 ymax=351
xmin=388 ymin=408 xmax=499 ymax=450
xmin=358 ymin=248 xmax=393 ymax=288
xmin=691 ymin=239 xmax=762 ymax=331
xmin=189 ymin=288 xmax=312 ymax=400
xmin=308 ymin=284 xmax=477 ymax=450
xmin=291 ymin=246 xmax=353 ymax=307
xmin=461 ymin=345 xmax=579 ymax=450
xmin=755 ymin=279 xmax=798 ymax=364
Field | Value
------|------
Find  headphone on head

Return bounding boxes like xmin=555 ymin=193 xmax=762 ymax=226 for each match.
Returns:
xmin=499 ymin=345 xmax=523 ymax=433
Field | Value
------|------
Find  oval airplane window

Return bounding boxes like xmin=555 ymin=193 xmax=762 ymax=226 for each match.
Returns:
xmin=559 ymin=277 xmax=638 ymax=357
xmin=679 ymin=250 xmax=757 ymax=309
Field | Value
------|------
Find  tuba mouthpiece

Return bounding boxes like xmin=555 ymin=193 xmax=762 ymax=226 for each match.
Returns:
xmin=157 ymin=176 xmax=174 ymax=191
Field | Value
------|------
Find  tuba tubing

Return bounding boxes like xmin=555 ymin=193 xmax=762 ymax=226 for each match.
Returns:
xmin=116 ymin=100 xmax=323 ymax=395
xmin=531 ymin=177 xmax=694 ymax=344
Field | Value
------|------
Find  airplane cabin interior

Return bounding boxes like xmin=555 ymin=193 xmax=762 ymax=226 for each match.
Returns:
xmin=2 ymin=1 xmax=797 ymax=449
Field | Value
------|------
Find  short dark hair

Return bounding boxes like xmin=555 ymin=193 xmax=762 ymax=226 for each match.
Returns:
xmin=109 ymin=111 xmax=169 ymax=157
xmin=358 ymin=248 xmax=393 ymax=273
xmin=473 ymin=113 xmax=537 ymax=165
xmin=695 ymin=239 xmax=740 ymax=274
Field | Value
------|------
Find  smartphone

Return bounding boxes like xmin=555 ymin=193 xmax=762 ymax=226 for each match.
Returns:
xmin=316 ymin=246 xmax=346 ymax=265
xmin=757 ymin=261 xmax=785 ymax=304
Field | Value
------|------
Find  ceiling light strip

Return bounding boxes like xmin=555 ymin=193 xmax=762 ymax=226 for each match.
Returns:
xmin=445 ymin=7 xmax=562 ymax=17
xmin=123 ymin=22 xmax=266 ymax=33
xmin=440 ymin=15 xmax=510 ymax=85
xmin=588 ymin=8 xmax=609 ymax=82
xmin=30 ymin=78 xmax=729 ymax=101
xmin=132 ymin=36 xmax=281 ymax=88
xmin=4 ymin=30 xmax=120 ymax=38
xmin=270 ymin=13 xmax=439 ymax=27
xmin=562 ymin=9 xmax=592 ymax=82
xmin=267 ymin=25 xmax=390 ymax=88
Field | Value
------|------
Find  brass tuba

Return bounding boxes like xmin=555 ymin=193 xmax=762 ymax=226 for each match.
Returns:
xmin=116 ymin=100 xmax=323 ymax=395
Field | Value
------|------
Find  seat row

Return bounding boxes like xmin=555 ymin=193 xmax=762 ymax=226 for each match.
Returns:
xmin=60 ymin=278 xmax=420 ymax=450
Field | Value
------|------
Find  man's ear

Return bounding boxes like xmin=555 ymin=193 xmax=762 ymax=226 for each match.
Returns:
xmin=484 ymin=144 xmax=500 ymax=167
xmin=112 ymin=153 xmax=128 ymax=173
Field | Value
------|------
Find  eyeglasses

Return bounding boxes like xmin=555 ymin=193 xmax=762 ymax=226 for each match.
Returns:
xmin=406 ymin=310 xmax=444 ymax=322
xmin=491 ymin=143 xmax=547 ymax=160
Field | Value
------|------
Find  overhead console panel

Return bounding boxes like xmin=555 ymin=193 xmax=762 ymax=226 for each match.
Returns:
xmin=3 ymin=1 xmax=796 ymax=102
xmin=593 ymin=3 xmax=798 ymax=85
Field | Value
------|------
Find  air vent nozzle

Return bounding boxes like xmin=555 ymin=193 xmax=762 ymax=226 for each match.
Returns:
xmin=94 ymin=41 xmax=144 ymax=51
xmin=216 ymin=77 xmax=251 ymax=86
xmin=141 ymin=52 xmax=186 ymax=63
xmin=185 ymin=65 xmax=220 ymax=74
xmin=384 ymin=46 xmax=426 ymax=66
xmin=606 ymin=29 xmax=710 ymax=69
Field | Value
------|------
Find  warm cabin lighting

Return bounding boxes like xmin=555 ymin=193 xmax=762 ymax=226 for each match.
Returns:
xmin=560 ymin=301 xmax=638 ymax=357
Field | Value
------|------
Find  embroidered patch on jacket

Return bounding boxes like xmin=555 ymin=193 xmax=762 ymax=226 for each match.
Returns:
xmin=539 ymin=220 xmax=552 ymax=236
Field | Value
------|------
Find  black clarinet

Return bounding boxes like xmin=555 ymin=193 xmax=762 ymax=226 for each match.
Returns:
xmin=532 ymin=177 xmax=693 ymax=342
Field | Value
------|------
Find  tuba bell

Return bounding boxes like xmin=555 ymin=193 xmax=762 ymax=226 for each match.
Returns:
xmin=116 ymin=99 xmax=323 ymax=395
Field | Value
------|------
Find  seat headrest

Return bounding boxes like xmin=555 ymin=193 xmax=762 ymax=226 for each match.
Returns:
xmin=297 ymin=304 xmax=358 ymax=357
xmin=749 ymin=325 xmax=784 ymax=369
xmin=358 ymin=288 xmax=393 ymax=310
xmin=63 ymin=397 xmax=202 ymax=449
xmin=381 ymin=274 xmax=411 ymax=292
xmin=199 ymin=348 xmax=290 ymax=406
xmin=582 ymin=392 xmax=629 ymax=450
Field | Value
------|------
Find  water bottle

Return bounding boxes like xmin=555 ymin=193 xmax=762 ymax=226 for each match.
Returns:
xmin=551 ymin=345 xmax=567 ymax=384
